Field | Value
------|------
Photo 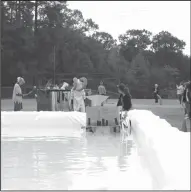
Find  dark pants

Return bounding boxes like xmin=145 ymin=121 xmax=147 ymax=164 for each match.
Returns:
xmin=154 ymin=93 xmax=158 ymax=103
xmin=185 ymin=102 xmax=191 ymax=118
xmin=177 ymin=94 xmax=182 ymax=104
xmin=14 ymin=102 xmax=23 ymax=111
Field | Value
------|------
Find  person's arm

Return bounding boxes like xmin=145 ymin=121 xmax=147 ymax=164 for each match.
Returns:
xmin=97 ymin=86 xmax=100 ymax=94
xmin=14 ymin=84 xmax=23 ymax=96
xmin=186 ymin=89 xmax=190 ymax=103
xmin=117 ymin=94 xmax=122 ymax=106
xmin=103 ymin=86 xmax=106 ymax=95
xmin=82 ymin=90 xmax=86 ymax=100
xmin=16 ymin=93 xmax=23 ymax=96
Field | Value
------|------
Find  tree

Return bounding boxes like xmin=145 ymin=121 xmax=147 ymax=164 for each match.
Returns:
xmin=127 ymin=53 xmax=151 ymax=98
xmin=92 ymin=31 xmax=116 ymax=50
xmin=83 ymin=18 xmax=99 ymax=36
xmin=152 ymin=31 xmax=186 ymax=53
xmin=1 ymin=1 xmax=190 ymax=100
xmin=119 ymin=29 xmax=152 ymax=62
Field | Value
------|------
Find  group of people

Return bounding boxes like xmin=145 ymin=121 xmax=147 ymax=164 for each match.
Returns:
xmin=12 ymin=76 xmax=88 ymax=112
xmin=176 ymin=81 xmax=191 ymax=119
xmin=12 ymin=76 xmax=191 ymax=121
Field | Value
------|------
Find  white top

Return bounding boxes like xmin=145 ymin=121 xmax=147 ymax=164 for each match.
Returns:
xmin=98 ymin=85 xmax=106 ymax=95
xmin=12 ymin=83 xmax=22 ymax=103
xmin=72 ymin=89 xmax=86 ymax=101
xmin=61 ymin=82 xmax=69 ymax=90
xmin=73 ymin=79 xmax=83 ymax=91
xmin=177 ymin=85 xmax=184 ymax=95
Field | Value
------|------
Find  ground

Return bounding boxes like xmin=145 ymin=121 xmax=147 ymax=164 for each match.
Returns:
xmin=1 ymin=98 xmax=184 ymax=129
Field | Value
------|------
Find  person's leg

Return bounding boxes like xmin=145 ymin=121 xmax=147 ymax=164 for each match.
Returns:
xmin=188 ymin=103 xmax=191 ymax=119
xmin=183 ymin=102 xmax=187 ymax=115
xmin=178 ymin=94 xmax=181 ymax=104
xmin=154 ymin=93 xmax=158 ymax=103
xmin=14 ymin=102 xmax=17 ymax=111
xmin=14 ymin=102 xmax=22 ymax=111
xmin=79 ymin=100 xmax=86 ymax=112
xmin=184 ymin=102 xmax=189 ymax=117
xmin=157 ymin=94 xmax=162 ymax=105
xmin=73 ymin=98 xmax=80 ymax=112
xmin=185 ymin=102 xmax=191 ymax=118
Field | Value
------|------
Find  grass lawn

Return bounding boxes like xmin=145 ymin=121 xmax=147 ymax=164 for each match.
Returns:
xmin=1 ymin=98 xmax=184 ymax=129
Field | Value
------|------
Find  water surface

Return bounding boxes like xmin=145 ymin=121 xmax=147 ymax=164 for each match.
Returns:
xmin=2 ymin=132 xmax=152 ymax=190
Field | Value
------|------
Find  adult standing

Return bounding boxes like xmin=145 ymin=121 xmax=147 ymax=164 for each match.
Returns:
xmin=181 ymin=81 xmax=191 ymax=132
xmin=182 ymin=82 xmax=188 ymax=115
xmin=182 ymin=81 xmax=191 ymax=118
xmin=59 ymin=81 xmax=70 ymax=111
xmin=12 ymin=77 xmax=26 ymax=111
xmin=98 ymin=81 xmax=106 ymax=95
xmin=176 ymin=82 xmax=184 ymax=104
xmin=117 ymin=83 xmax=132 ymax=120
xmin=153 ymin=84 xmax=162 ymax=105
xmin=72 ymin=77 xmax=87 ymax=112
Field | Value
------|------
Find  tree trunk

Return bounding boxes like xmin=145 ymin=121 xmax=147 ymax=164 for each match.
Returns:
xmin=16 ymin=1 xmax=21 ymax=27
xmin=35 ymin=1 xmax=38 ymax=35
xmin=10 ymin=2 xmax=13 ymax=23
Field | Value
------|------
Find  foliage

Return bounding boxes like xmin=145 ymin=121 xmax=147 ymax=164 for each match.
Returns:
xmin=1 ymin=1 xmax=190 ymax=98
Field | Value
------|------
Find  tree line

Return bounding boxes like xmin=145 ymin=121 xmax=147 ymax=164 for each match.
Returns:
xmin=1 ymin=1 xmax=190 ymax=98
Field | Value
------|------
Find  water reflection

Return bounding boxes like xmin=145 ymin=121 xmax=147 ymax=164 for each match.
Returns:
xmin=2 ymin=134 xmax=150 ymax=190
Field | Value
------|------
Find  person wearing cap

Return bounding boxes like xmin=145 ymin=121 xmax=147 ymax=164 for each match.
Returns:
xmin=117 ymin=83 xmax=132 ymax=120
xmin=12 ymin=77 xmax=26 ymax=111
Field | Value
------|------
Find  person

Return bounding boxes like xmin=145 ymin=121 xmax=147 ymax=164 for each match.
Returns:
xmin=45 ymin=79 xmax=53 ymax=89
xmin=176 ymin=82 xmax=184 ymax=104
xmin=182 ymin=81 xmax=191 ymax=119
xmin=73 ymin=77 xmax=83 ymax=91
xmin=12 ymin=77 xmax=26 ymax=111
xmin=153 ymin=84 xmax=162 ymax=105
xmin=98 ymin=81 xmax=106 ymax=95
xmin=71 ymin=77 xmax=87 ymax=112
xmin=181 ymin=81 xmax=191 ymax=132
xmin=117 ymin=94 xmax=123 ymax=106
xmin=182 ymin=82 xmax=188 ymax=115
xmin=60 ymin=81 xmax=69 ymax=90
xmin=117 ymin=83 xmax=132 ymax=120
xmin=186 ymin=81 xmax=191 ymax=119
xmin=58 ymin=81 xmax=70 ymax=111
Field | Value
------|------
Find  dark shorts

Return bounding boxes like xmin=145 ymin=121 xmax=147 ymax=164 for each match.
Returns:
xmin=14 ymin=102 xmax=23 ymax=111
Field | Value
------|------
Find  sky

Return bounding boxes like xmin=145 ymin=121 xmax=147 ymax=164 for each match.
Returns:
xmin=68 ymin=1 xmax=190 ymax=56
